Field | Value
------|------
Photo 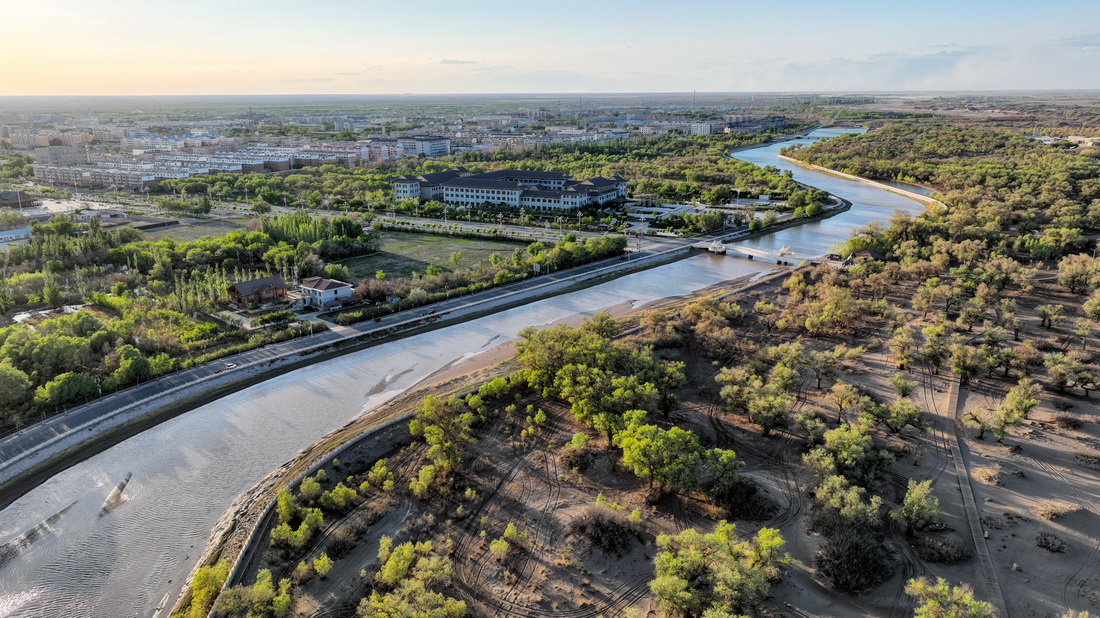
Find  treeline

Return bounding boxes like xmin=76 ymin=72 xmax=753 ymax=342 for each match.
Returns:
xmin=785 ymin=124 xmax=1100 ymax=258
xmin=335 ymin=234 xmax=627 ymax=323
xmin=158 ymin=165 xmax=395 ymax=209
xmin=452 ymin=130 xmax=808 ymax=204
xmin=0 ymin=300 xmax=326 ymax=429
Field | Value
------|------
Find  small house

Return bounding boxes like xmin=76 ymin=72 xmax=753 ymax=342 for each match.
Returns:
xmin=228 ymin=276 xmax=288 ymax=306
xmin=299 ymin=277 xmax=359 ymax=309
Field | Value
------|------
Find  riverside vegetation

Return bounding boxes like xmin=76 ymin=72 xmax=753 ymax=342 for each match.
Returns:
xmin=178 ymin=119 xmax=1100 ymax=617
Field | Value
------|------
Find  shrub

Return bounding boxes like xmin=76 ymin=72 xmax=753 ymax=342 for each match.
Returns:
xmin=1036 ymin=532 xmax=1067 ymax=552
xmin=502 ymin=523 xmax=528 ymax=546
xmin=329 ymin=521 xmax=364 ymax=559
xmin=318 ymin=482 xmax=358 ymax=514
xmin=1054 ymin=414 xmax=1082 ymax=429
xmin=188 ymin=560 xmax=229 ymax=618
xmin=814 ymin=527 xmax=892 ymax=592
xmin=710 ymin=478 xmax=779 ymax=521
xmin=292 ymin=561 xmax=313 ymax=584
xmin=1036 ymin=501 xmax=1077 ymax=520
xmin=914 ymin=537 xmax=973 ymax=563
xmin=559 ymin=432 xmax=594 ymax=471
xmin=313 ymin=553 xmax=333 ymax=578
xmin=489 ymin=538 xmax=510 ymax=560
xmin=569 ymin=504 xmax=637 ymax=554
xmin=972 ymin=466 xmax=1001 ymax=486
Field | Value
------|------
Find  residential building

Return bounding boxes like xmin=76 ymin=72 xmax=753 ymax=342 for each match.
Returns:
xmin=34 ymin=146 xmax=86 ymax=166
xmin=228 ymin=276 xmax=289 ymax=306
xmin=690 ymin=122 xmax=714 ymax=135
xmin=396 ymin=135 xmax=451 ymax=157
xmin=299 ymin=277 xmax=358 ymax=309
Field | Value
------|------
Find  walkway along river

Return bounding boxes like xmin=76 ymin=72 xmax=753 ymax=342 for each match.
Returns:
xmin=0 ymin=128 xmax=926 ymax=617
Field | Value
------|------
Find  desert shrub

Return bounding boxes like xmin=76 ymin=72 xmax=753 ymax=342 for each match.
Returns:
xmin=1054 ymin=414 xmax=1082 ymax=429
xmin=1036 ymin=532 xmax=1067 ymax=552
xmin=914 ymin=536 xmax=973 ymax=564
xmin=489 ymin=538 xmax=510 ymax=560
xmin=559 ymin=432 xmax=593 ymax=471
xmin=292 ymin=560 xmax=313 ymax=584
xmin=1036 ymin=501 xmax=1078 ymax=520
xmin=972 ymin=466 xmax=1001 ymax=486
xmin=569 ymin=504 xmax=637 ymax=554
xmin=814 ymin=527 xmax=892 ymax=592
xmin=329 ymin=521 xmax=364 ymax=559
xmin=711 ymin=478 xmax=779 ymax=521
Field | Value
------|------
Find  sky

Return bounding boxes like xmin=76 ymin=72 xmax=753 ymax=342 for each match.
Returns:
xmin=3 ymin=0 xmax=1100 ymax=95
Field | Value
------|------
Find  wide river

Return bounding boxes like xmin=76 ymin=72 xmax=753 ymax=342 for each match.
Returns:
xmin=0 ymin=128 xmax=924 ymax=617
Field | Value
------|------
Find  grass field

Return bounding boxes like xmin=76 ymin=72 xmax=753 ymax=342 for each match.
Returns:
xmin=143 ymin=217 xmax=253 ymax=241
xmin=335 ymin=231 xmax=528 ymax=280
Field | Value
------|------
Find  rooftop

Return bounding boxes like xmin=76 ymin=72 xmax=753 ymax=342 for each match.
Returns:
xmin=300 ymin=277 xmax=352 ymax=291
xmin=229 ymin=275 xmax=287 ymax=296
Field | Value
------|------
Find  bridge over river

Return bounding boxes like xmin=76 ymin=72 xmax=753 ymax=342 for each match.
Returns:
xmin=691 ymin=240 xmax=836 ymax=265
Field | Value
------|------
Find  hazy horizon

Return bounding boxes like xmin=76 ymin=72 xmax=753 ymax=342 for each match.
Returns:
xmin=6 ymin=0 xmax=1100 ymax=96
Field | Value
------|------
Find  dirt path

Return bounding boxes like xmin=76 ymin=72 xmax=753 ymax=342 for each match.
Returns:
xmin=950 ymin=381 xmax=1009 ymax=616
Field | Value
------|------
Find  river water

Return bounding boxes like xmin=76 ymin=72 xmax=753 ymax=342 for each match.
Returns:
xmin=0 ymin=128 xmax=925 ymax=618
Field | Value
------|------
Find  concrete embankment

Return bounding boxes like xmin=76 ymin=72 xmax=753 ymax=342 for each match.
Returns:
xmin=0 ymin=244 xmax=697 ymax=509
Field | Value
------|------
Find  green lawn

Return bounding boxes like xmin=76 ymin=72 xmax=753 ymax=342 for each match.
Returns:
xmin=335 ymin=231 xmax=529 ymax=280
xmin=143 ymin=217 xmax=253 ymax=241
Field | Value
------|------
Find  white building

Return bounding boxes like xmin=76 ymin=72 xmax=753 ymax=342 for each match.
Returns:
xmin=391 ymin=169 xmax=627 ymax=212
xmin=690 ymin=122 xmax=714 ymax=136
xmin=396 ymin=136 xmax=451 ymax=157
xmin=299 ymin=277 xmax=358 ymax=309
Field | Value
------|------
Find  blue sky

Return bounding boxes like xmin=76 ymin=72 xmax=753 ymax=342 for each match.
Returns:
xmin=4 ymin=0 xmax=1099 ymax=94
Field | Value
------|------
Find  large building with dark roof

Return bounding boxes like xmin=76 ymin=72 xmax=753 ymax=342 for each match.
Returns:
xmin=390 ymin=169 xmax=626 ymax=212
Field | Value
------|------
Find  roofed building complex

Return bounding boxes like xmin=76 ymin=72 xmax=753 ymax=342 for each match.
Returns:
xmin=390 ymin=169 xmax=626 ymax=212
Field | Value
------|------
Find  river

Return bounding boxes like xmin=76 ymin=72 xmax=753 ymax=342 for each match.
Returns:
xmin=0 ymin=128 xmax=925 ymax=618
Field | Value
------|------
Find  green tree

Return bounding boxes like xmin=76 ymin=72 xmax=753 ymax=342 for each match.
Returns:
xmin=892 ymin=479 xmax=942 ymax=535
xmin=1037 ymin=304 xmax=1065 ymax=329
xmin=746 ymin=389 xmax=793 ymax=436
xmin=905 ymin=577 xmax=996 ymax=618
xmin=112 ymin=344 xmax=151 ymax=387
xmin=651 ymin=522 xmax=787 ymax=617
xmin=805 ymin=350 xmax=839 ymax=389
xmin=313 ymin=553 xmax=333 ymax=579
xmin=0 ymin=362 xmax=33 ymax=421
xmin=188 ymin=560 xmax=229 ymax=618
xmin=33 ymin=371 xmax=98 ymax=410
xmin=618 ymin=420 xmax=706 ymax=492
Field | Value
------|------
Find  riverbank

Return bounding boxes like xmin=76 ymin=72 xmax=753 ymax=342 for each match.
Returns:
xmin=173 ymin=265 xmax=796 ymax=616
xmin=777 ymin=154 xmax=947 ymax=209
xmin=0 ymin=250 xmax=687 ymax=511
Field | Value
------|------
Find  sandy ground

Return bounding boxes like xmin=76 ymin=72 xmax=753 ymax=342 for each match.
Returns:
xmin=198 ymin=267 xmax=1100 ymax=618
